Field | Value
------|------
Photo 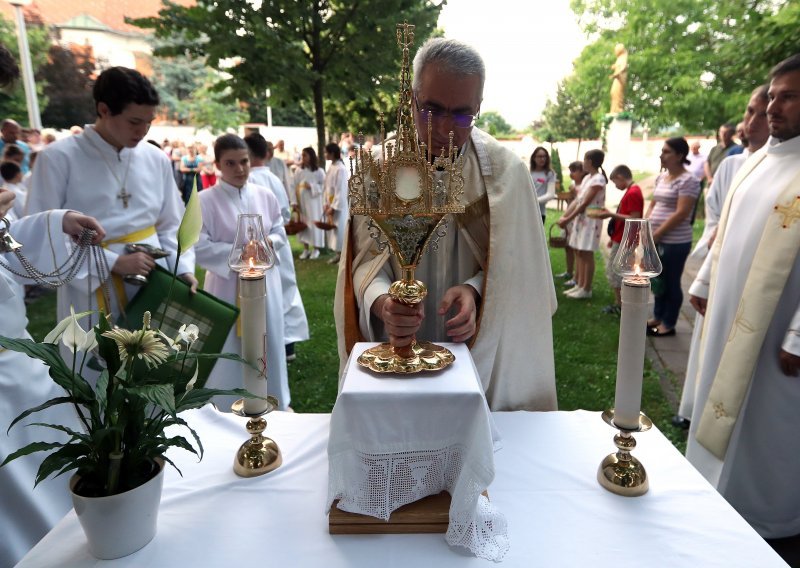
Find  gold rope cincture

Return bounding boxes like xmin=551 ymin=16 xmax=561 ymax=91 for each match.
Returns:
xmin=95 ymin=226 xmax=157 ymax=316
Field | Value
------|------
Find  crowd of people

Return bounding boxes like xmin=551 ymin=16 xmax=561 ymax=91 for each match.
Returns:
xmin=1 ymin=32 xmax=799 ymax=567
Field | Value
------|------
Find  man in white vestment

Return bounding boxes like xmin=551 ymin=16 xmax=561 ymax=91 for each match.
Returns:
xmin=334 ymin=38 xmax=557 ymax=411
xmin=26 ymin=67 xmax=197 ymax=338
xmin=0 ymin=191 xmax=105 ymax=567
xmin=245 ymin=132 xmax=309 ymax=360
xmin=686 ymin=54 xmax=800 ymax=540
xmin=673 ymin=84 xmax=770 ymax=429
xmin=265 ymin=140 xmax=292 ymax=203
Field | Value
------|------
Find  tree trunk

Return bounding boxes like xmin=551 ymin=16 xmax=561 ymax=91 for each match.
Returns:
xmin=576 ymin=138 xmax=583 ymax=160
xmin=312 ymin=77 xmax=326 ymax=167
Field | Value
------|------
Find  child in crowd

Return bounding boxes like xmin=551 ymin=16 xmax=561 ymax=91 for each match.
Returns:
xmin=194 ymin=134 xmax=291 ymax=411
xmin=555 ymin=161 xmax=586 ymax=283
xmin=598 ymin=165 xmax=644 ymax=314
xmin=1 ymin=160 xmax=26 ymax=217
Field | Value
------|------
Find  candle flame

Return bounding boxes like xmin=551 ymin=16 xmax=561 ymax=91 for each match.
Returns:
xmin=634 ymin=263 xmax=641 ymax=276
xmin=248 ymin=257 xmax=255 ymax=269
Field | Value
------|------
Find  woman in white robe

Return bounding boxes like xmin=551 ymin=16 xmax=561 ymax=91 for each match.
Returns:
xmin=0 ymin=201 xmax=105 ymax=567
xmin=291 ymin=147 xmax=325 ymax=259
xmin=195 ymin=135 xmax=290 ymax=410
xmin=323 ymin=143 xmax=350 ymax=264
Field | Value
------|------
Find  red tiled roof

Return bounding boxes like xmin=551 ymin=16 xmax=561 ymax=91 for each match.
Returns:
xmin=0 ymin=0 xmax=195 ymax=35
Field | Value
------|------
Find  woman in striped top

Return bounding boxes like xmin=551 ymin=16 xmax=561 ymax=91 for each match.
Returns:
xmin=645 ymin=137 xmax=701 ymax=337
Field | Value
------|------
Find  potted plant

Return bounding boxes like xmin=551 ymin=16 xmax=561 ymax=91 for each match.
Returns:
xmin=0 ymin=184 xmax=256 ymax=559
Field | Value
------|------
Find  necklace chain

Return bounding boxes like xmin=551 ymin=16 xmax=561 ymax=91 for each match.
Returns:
xmin=84 ymin=128 xmax=133 ymax=207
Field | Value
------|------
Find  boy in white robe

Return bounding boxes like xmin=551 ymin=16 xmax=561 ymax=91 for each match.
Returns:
xmin=195 ymin=134 xmax=291 ymax=410
xmin=0 ymin=194 xmax=105 ymax=567
xmin=245 ymin=133 xmax=309 ymax=361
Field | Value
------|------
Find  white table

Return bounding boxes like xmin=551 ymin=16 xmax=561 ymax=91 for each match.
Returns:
xmin=18 ymin=406 xmax=786 ymax=567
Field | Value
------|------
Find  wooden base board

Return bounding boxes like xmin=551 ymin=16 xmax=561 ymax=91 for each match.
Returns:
xmin=329 ymin=491 xmax=451 ymax=534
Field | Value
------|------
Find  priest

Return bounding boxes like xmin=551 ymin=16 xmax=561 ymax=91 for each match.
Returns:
xmin=26 ymin=67 xmax=196 ymax=336
xmin=686 ymin=53 xmax=800 ymax=540
xmin=334 ymin=38 xmax=557 ymax=411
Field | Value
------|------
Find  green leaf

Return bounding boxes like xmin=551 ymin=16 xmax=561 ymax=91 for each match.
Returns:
xmin=26 ymin=422 xmax=90 ymax=443
xmin=177 ymin=180 xmax=202 ymax=251
xmin=175 ymin=387 xmax=259 ymax=412
xmin=7 ymin=397 xmax=80 ymax=433
xmin=1 ymin=441 xmax=64 ymax=468
xmin=35 ymin=443 xmax=91 ymax=486
xmin=95 ymin=369 xmax=110 ymax=416
xmin=126 ymin=384 xmax=177 ymax=414
xmin=95 ymin=316 xmax=121 ymax=378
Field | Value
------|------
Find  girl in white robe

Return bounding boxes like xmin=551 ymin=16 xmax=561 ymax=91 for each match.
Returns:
xmin=323 ymin=143 xmax=350 ymax=264
xmin=291 ymin=147 xmax=325 ymax=259
xmin=0 ymin=203 xmax=105 ymax=567
xmin=195 ymin=135 xmax=291 ymax=410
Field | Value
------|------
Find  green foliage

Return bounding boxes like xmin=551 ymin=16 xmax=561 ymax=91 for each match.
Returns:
xmin=0 ymin=311 xmax=256 ymax=497
xmin=476 ymin=110 xmax=514 ymax=138
xmin=0 ymin=18 xmax=50 ymax=124
xmin=550 ymin=147 xmax=564 ymax=190
xmin=568 ymin=0 xmax=798 ymax=132
xmin=38 ymin=45 xmax=96 ymax=129
xmin=132 ymin=0 xmax=443 ymax=157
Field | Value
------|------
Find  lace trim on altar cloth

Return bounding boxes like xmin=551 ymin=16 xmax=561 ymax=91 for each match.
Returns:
xmin=327 ymin=445 xmax=509 ymax=561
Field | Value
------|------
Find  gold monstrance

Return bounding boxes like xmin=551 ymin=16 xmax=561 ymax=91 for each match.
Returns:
xmin=348 ymin=23 xmax=465 ymax=374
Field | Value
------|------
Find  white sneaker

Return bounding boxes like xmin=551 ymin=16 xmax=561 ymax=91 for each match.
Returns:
xmin=564 ymin=286 xmax=581 ymax=295
xmin=569 ymin=288 xmax=593 ymax=299
xmin=299 ymin=249 xmax=310 ymax=260
xmin=309 ymin=249 xmax=320 ymax=260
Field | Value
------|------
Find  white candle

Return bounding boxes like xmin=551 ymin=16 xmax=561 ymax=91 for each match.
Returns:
xmin=239 ymin=271 xmax=269 ymax=414
xmin=613 ymin=278 xmax=648 ymax=429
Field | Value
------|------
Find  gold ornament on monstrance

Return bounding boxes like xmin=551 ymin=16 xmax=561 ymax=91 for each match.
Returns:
xmin=348 ymin=22 xmax=465 ymax=374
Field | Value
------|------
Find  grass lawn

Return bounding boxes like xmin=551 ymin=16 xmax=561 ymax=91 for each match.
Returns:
xmin=25 ymin=217 xmax=687 ymax=451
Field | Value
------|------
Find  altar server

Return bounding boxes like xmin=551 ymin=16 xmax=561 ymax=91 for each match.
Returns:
xmin=334 ymin=38 xmax=557 ymax=411
xmin=195 ymin=134 xmax=291 ymax=410
xmin=26 ymin=67 xmax=196 ymax=336
xmin=245 ymin=132 xmax=309 ymax=359
xmin=322 ymin=142 xmax=349 ymax=264
xmin=686 ymin=54 xmax=800 ymax=540
xmin=291 ymin=147 xmax=325 ymax=260
xmin=0 ymin=196 xmax=104 ymax=567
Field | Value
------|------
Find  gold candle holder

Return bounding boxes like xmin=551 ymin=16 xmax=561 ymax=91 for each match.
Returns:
xmin=597 ymin=409 xmax=652 ymax=497
xmin=231 ymin=396 xmax=282 ymax=477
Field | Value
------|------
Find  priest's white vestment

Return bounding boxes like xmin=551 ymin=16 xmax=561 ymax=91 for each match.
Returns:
xmin=195 ymin=180 xmax=291 ymax=410
xmin=291 ymin=167 xmax=326 ymax=249
xmin=686 ymin=136 xmax=800 ymax=538
xmin=334 ymin=128 xmax=558 ymax=411
xmin=323 ymin=159 xmax=349 ymax=253
xmin=678 ymin=151 xmax=750 ymax=420
xmin=0 ymin=210 xmax=84 ymax=567
xmin=26 ymin=126 xmax=194 ymax=329
xmin=249 ymin=167 xmax=309 ymax=345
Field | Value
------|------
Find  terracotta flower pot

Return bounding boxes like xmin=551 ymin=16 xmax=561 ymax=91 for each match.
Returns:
xmin=69 ymin=458 xmax=165 ymax=560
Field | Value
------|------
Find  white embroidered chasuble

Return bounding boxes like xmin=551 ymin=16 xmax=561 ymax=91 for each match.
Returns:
xmin=25 ymin=125 xmax=194 ymax=325
xmin=195 ymin=180 xmax=291 ymax=409
xmin=686 ymin=135 xmax=800 ymax=538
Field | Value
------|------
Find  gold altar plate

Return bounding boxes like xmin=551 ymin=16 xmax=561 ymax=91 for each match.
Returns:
xmin=329 ymin=491 xmax=487 ymax=534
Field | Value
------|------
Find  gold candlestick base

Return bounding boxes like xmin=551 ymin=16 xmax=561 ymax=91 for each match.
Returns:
xmin=357 ymin=340 xmax=455 ymax=374
xmin=597 ymin=409 xmax=652 ymax=497
xmin=231 ymin=397 xmax=282 ymax=477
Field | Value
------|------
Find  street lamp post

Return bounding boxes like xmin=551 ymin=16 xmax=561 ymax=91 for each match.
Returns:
xmin=265 ymin=88 xmax=272 ymax=128
xmin=8 ymin=0 xmax=42 ymax=130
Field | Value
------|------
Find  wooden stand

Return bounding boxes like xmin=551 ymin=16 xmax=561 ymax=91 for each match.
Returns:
xmin=329 ymin=491 xmax=452 ymax=534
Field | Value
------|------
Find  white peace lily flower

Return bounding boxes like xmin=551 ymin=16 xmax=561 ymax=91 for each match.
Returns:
xmin=43 ymin=307 xmax=93 ymax=344
xmin=158 ymin=330 xmax=182 ymax=352
xmin=59 ymin=307 xmax=95 ymax=353
xmin=177 ymin=324 xmax=200 ymax=345
xmin=185 ymin=363 xmax=199 ymax=392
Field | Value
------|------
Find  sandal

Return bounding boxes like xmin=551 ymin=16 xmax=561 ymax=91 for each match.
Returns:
xmin=647 ymin=326 xmax=675 ymax=337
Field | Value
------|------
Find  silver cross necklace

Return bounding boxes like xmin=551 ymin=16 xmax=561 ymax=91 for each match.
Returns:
xmin=84 ymin=128 xmax=134 ymax=208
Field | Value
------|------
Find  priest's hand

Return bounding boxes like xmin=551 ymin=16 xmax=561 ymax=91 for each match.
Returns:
xmin=689 ymin=294 xmax=707 ymax=316
xmin=179 ymin=272 xmax=199 ymax=295
xmin=62 ymin=212 xmax=105 ymax=244
xmin=112 ymin=252 xmax=155 ymax=279
xmin=0 ymin=188 xmax=15 ymax=218
xmin=779 ymin=349 xmax=800 ymax=377
xmin=372 ymin=294 xmax=424 ymax=348
xmin=439 ymin=284 xmax=478 ymax=343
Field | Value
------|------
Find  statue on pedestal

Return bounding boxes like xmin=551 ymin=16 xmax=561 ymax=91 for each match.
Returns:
xmin=609 ymin=43 xmax=628 ymax=115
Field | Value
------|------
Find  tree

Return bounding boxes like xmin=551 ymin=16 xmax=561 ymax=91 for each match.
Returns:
xmin=476 ymin=110 xmax=513 ymax=138
xmin=0 ymin=16 xmax=50 ymax=125
xmin=38 ymin=45 xmax=96 ymax=129
xmin=133 ymin=0 xmax=443 ymax=159
xmin=568 ymin=0 xmax=798 ymax=132
xmin=539 ymin=69 xmax=602 ymax=157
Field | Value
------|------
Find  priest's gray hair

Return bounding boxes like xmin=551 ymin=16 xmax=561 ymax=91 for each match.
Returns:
xmin=412 ymin=38 xmax=485 ymax=99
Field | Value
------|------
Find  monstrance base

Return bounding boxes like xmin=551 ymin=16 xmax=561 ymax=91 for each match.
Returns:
xmin=357 ymin=341 xmax=455 ymax=374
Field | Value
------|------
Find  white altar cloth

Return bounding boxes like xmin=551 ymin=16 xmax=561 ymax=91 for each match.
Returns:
xmin=327 ymin=343 xmax=506 ymax=560
xmin=17 ymin=406 xmax=786 ymax=567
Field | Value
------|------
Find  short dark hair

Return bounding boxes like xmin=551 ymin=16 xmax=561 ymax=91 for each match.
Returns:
xmin=665 ymin=136 xmax=691 ymax=165
xmin=93 ymin=67 xmax=159 ymax=116
xmin=2 ymin=144 xmax=23 ymax=159
xmin=0 ymin=160 xmax=21 ymax=182
xmin=770 ymin=53 xmax=800 ymax=80
xmin=325 ymin=142 xmax=341 ymax=161
xmin=244 ymin=132 xmax=268 ymax=159
xmin=610 ymin=165 xmax=633 ymax=180
xmin=302 ymin=147 xmax=319 ymax=171
xmin=568 ymin=160 xmax=583 ymax=173
xmin=214 ymin=133 xmax=248 ymax=162
xmin=529 ymin=146 xmax=551 ymax=172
